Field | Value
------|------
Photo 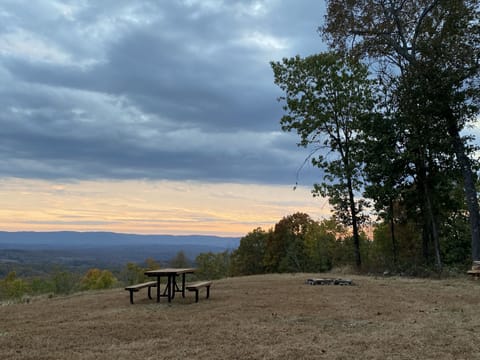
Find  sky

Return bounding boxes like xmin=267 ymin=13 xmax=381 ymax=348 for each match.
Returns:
xmin=0 ymin=0 xmax=333 ymax=237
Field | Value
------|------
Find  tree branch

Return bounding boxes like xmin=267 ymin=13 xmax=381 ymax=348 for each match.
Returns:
xmin=411 ymin=0 xmax=441 ymax=57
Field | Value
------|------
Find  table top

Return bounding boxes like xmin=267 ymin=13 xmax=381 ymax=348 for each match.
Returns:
xmin=144 ymin=268 xmax=196 ymax=276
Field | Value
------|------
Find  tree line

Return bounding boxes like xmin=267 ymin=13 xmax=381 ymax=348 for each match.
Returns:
xmin=271 ymin=0 xmax=479 ymax=271
xmin=0 ymin=251 xmax=231 ymax=302
xmin=1 ymin=206 xmax=472 ymax=302
xmin=231 ymin=211 xmax=473 ymax=276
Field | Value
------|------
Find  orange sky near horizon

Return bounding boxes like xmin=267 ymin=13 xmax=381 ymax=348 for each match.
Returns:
xmin=0 ymin=177 xmax=332 ymax=237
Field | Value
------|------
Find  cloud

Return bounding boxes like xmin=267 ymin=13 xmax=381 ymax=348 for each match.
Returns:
xmin=0 ymin=0 xmax=325 ymax=185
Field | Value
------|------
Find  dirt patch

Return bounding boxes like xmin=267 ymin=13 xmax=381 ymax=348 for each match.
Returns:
xmin=0 ymin=273 xmax=479 ymax=359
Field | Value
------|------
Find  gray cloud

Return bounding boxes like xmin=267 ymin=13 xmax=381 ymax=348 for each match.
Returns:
xmin=0 ymin=0 xmax=324 ymax=186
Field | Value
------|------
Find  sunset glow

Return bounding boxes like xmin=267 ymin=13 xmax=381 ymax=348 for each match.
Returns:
xmin=0 ymin=178 xmax=332 ymax=237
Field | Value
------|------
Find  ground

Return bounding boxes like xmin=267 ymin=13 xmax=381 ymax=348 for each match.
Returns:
xmin=0 ymin=273 xmax=479 ymax=359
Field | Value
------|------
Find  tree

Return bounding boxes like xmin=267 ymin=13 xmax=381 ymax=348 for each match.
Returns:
xmin=169 ymin=251 xmax=191 ymax=268
xmin=0 ymin=271 xmax=29 ymax=300
xmin=361 ymin=110 xmax=405 ymax=266
xmin=395 ymin=64 xmax=473 ymax=270
xmin=144 ymin=257 xmax=161 ymax=270
xmin=195 ymin=251 xmax=231 ymax=280
xmin=51 ymin=268 xmax=78 ymax=295
xmin=120 ymin=262 xmax=146 ymax=286
xmin=303 ymin=219 xmax=338 ymax=272
xmin=230 ymin=228 xmax=268 ymax=276
xmin=80 ymin=268 xmax=116 ymax=290
xmin=263 ymin=212 xmax=315 ymax=272
xmin=272 ymin=52 xmax=376 ymax=268
xmin=30 ymin=277 xmax=54 ymax=295
xmin=323 ymin=0 xmax=480 ymax=262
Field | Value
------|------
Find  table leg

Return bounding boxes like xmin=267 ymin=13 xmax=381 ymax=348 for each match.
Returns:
xmin=156 ymin=276 xmax=160 ymax=303
xmin=171 ymin=274 xmax=177 ymax=300
xmin=182 ymin=273 xmax=186 ymax=298
xmin=167 ymin=275 xmax=172 ymax=302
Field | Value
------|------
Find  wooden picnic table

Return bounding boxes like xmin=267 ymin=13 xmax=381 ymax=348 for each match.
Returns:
xmin=144 ymin=268 xmax=196 ymax=303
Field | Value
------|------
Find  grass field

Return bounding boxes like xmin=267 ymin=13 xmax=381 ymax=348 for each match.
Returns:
xmin=1 ymin=273 xmax=479 ymax=359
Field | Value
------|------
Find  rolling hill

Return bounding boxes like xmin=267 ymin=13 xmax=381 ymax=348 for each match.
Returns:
xmin=0 ymin=231 xmax=240 ymax=276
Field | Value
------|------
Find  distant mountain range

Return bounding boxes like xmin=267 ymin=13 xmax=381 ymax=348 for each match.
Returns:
xmin=0 ymin=231 xmax=240 ymax=250
xmin=0 ymin=231 xmax=241 ymax=274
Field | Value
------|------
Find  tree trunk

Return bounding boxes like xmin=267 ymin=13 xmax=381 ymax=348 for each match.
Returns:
xmin=347 ymin=176 xmax=361 ymax=268
xmin=389 ymin=199 xmax=398 ymax=266
xmin=416 ymin=155 xmax=441 ymax=269
xmin=416 ymin=157 xmax=432 ymax=264
xmin=446 ymin=114 xmax=480 ymax=262
xmin=423 ymin=181 xmax=442 ymax=271
xmin=422 ymin=223 xmax=430 ymax=261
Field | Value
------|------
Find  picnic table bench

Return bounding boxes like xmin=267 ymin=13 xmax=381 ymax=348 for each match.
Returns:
xmin=467 ymin=261 xmax=480 ymax=280
xmin=186 ymin=281 xmax=212 ymax=302
xmin=125 ymin=281 xmax=157 ymax=304
xmin=467 ymin=270 xmax=480 ymax=280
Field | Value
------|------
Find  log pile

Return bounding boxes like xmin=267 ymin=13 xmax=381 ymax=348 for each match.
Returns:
xmin=306 ymin=278 xmax=353 ymax=286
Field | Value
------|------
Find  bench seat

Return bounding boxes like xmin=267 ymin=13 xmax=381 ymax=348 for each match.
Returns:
xmin=186 ymin=281 xmax=212 ymax=302
xmin=125 ymin=281 xmax=157 ymax=304
xmin=467 ymin=270 xmax=480 ymax=280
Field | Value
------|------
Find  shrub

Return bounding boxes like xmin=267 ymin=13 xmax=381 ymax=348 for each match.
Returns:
xmin=81 ymin=268 xmax=117 ymax=290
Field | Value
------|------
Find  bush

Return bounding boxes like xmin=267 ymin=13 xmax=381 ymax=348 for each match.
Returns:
xmin=80 ymin=268 xmax=117 ymax=290
xmin=0 ymin=271 xmax=29 ymax=300
xmin=120 ymin=262 xmax=147 ymax=286
xmin=195 ymin=251 xmax=231 ymax=280
xmin=51 ymin=269 xmax=79 ymax=295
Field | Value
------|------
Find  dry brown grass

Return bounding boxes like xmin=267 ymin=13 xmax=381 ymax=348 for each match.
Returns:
xmin=1 ymin=273 xmax=479 ymax=359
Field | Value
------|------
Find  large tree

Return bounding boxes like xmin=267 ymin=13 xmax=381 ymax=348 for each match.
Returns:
xmin=230 ymin=228 xmax=267 ymax=275
xmin=271 ymin=52 xmax=376 ymax=268
xmin=360 ymin=110 xmax=403 ymax=266
xmin=323 ymin=0 xmax=480 ymax=261
xmin=263 ymin=212 xmax=315 ymax=272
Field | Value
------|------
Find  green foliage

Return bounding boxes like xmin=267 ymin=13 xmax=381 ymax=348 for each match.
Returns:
xmin=230 ymin=228 xmax=268 ymax=276
xmin=303 ymin=220 xmax=338 ymax=272
xmin=80 ymin=268 xmax=117 ymax=291
xmin=0 ymin=269 xmax=82 ymax=300
xmin=272 ymin=52 xmax=377 ymax=268
xmin=230 ymin=210 xmax=471 ymax=275
xmin=30 ymin=277 xmax=54 ymax=295
xmin=368 ymin=224 xmax=397 ymax=271
xmin=264 ymin=213 xmax=313 ymax=272
xmin=120 ymin=262 xmax=147 ymax=286
xmin=169 ymin=251 xmax=191 ymax=268
xmin=440 ymin=211 xmax=471 ymax=266
xmin=52 ymin=269 xmax=79 ymax=295
xmin=263 ymin=213 xmax=344 ymax=273
xmin=0 ymin=271 xmax=29 ymax=300
xmin=322 ymin=0 xmax=480 ymax=264
xmin=195 ymin=251 xmax=231 ymax=280
xmin=144 ymin=258 xmax=161 ymax=271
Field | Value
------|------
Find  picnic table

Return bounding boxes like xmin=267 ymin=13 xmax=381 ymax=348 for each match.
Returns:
xmin=144 ymin=268 xmax=196 ymax=303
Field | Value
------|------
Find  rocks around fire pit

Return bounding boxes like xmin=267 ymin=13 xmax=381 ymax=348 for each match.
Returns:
xmin=306 ymin=278 xmax=353 ymax=286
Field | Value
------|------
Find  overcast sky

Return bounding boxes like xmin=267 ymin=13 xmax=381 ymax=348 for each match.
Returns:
xmin=4 ymin=1 xmax=479 ymax=237
xmin=0 ymin=0 xmax=327 ymax=185
xmin=0 ymin=0 xmax=333 ymax=236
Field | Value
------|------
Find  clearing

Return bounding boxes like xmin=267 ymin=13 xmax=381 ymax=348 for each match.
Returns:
xmin=0 ymin=273 xmax=479 ymax=359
